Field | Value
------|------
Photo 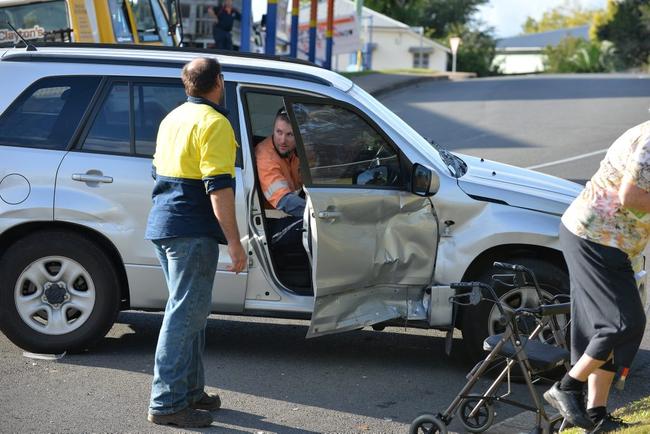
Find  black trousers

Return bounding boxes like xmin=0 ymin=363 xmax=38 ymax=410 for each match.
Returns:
xmin=212 ymin=26 xmax=233 ymax=50
xmin=560 ymin=223 xmax=646 ymax=368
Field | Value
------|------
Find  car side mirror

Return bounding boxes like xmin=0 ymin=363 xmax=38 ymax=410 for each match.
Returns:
xmin=411 ymin=163 xmax=439 ymax=197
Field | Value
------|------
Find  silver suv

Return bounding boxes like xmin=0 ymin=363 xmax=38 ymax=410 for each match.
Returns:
xmin=0 ymin=44 xmax=620 ymax=358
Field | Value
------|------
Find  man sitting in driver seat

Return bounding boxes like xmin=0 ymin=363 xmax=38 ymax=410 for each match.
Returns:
xmin=255 ymin=107 xmax=305 ymax=250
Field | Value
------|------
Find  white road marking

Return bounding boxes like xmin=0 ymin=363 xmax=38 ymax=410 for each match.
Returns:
xmin=525 ymin=148 xmax=608 ymax=170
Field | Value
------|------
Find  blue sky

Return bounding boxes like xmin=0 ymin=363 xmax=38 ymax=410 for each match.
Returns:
xmin=251 ymin=0 xmax=607 ymax=38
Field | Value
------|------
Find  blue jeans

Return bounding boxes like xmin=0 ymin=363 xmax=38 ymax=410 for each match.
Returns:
xmin=149 ymin=237 xmax=220 ymax=415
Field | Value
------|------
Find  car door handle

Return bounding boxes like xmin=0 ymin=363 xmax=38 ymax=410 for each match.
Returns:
xmin=317 ymin=211 xmax=341 ymax=219
xmin=72 ymin=173 xmax=113 ymax=183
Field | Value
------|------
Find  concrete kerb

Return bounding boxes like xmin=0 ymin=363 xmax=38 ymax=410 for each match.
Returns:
xmin=349 ymin=71 xmax=476 ymax=97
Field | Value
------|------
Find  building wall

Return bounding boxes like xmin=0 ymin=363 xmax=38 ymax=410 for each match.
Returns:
xmin=333 ymin=28 xmax=447 ymax=72
xmin=493 ymin=53 xmax=545 ymax=74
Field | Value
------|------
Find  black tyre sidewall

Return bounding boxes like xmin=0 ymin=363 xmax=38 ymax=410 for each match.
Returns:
xmin=461 ymin=258 xmax=569 ymax=362
xmin=409 ymin=413 xmax=447 ymax=434
xmin=0 ymin=230 xmax=120 ymax=353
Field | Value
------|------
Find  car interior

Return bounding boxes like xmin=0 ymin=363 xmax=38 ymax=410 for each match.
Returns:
xmin=244 ymin=91 xmax=313 ymax=296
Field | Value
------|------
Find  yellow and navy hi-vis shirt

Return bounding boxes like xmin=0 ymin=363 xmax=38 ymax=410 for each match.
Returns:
xmin=145 ymin=96 xmax=239 ymax=242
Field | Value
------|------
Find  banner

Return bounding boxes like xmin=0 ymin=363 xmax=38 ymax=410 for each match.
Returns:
xmin=295 ymin=14 xmax=359 ymax=60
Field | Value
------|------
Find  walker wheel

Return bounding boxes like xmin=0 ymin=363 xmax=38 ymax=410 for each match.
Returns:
xmin=409 ymin=413 xmax=447 ymax=434
xmin=458 ymin=395 xmax=495 ymax=433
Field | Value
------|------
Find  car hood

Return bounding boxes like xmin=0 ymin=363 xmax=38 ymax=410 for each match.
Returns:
xmin=456 ymin=153 xmax=583 ymax=215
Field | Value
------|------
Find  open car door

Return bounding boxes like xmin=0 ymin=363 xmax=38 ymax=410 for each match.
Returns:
xmin=285 ymin=98 xmax=439 ymax=338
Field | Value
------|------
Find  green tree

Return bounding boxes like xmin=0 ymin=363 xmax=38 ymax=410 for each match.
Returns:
xmin=364 ymin=0 xmax=487 ymax=38
xmin=543 ymin=37 xmax=616 ymax=73
xmin=362 ymin=0 xmax=427 ymax=28
xmin=522 ymin=3 xmax=598 ymax=34
xmin=593 ymin=0 xmax=650 ymax=69
xmin=448 ymin=23 xmax=498 ymax=77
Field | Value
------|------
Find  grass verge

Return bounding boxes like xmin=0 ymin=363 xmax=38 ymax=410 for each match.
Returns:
xmin=562 ymin=396 xmax=650 ymax=433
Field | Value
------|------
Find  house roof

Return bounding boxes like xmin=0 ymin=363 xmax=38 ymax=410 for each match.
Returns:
xmin=496 ymin=25 xmax=590 ymax=50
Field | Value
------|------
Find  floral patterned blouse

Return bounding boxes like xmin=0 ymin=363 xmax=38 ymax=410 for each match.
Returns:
xmin=562 ymin=121 xmax=650 ymax=257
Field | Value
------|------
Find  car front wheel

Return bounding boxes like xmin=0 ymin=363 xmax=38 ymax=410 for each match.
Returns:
xmin=0 ymin=230 xmax=121 ymax=354
xmin=460 ymin=257 xmax=570 ymax=363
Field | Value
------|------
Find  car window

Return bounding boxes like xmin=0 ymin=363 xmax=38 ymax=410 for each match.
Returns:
xmin=133 ymin=83 xmax=185 ymax=155
xmin=0 ymin=76 xmax=100 ymax=150
xmin=108 ymin=0 xmax=134 ymax=43
xmin=0 ymin=0 xmax=70 ymax=43
xmin=83 ymin=83 xmax=131 ymax=153
xmin=245 ymin=92 xmax=286 ymax=143
xmin=81 ymin=81 xmax=185 ymax=156
xmin=289 ymin=102 xmax=401 ymax=188
xmin=129 ymin=0 xmax=161 ymax=42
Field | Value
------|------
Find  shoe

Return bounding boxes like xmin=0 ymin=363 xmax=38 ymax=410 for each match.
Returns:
xmin=586 ymin=414 xmax=630 ymax=433
xmin=543 ymin=382 xmax=595 ymax=430
xmin=147 ymin=407 xmax=213 ymax=427
xmin=189 ymin=391 xmax=222 ymax=411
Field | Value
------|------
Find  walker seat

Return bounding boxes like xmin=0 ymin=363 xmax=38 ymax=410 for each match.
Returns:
xmin=484 ymin=334 xmax=570 ymax=372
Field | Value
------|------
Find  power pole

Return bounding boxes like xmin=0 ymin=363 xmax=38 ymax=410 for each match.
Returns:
xmin=240 ymin=0 xmax=251 ymax=52
xmin=290 ymin=0 xmax=299 ymax=57
xmin=325 ymin=0 xmax=334 ymax=69
xmin=308 ymin=0 xmax=317 ymax=63
xmin=265 ymin=0 xmax=277 ymax=55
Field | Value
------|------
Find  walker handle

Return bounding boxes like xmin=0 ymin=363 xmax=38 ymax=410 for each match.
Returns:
xmin=537 ymin=302 xmax=570 ymax=317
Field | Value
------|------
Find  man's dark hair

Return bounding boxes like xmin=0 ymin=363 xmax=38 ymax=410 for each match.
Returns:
xmin=275 ymin=107 xmax=290 ymax=125
xmin=182 ymin=57 xmax=222 ymax=97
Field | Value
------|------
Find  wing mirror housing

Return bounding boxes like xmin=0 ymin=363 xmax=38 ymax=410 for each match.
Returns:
xmin=411 ymin=163 xmax=439 ymax=197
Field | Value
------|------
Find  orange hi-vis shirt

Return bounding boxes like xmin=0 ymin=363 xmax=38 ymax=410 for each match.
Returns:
xmin=255 ymin=136 xmax=302 ymax=209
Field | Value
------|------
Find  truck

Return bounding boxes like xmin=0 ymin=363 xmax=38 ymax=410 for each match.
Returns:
xmin=0 ymin=0 xmax=182 ymax=46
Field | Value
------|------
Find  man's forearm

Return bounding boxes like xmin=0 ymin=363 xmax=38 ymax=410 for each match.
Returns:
xmin=210 ymin=188 xmax=241 ymax=244
xmin=276 ymin=192 xmax=306 ymax=217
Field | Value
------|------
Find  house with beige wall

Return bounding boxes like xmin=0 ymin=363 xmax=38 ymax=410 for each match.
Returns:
xmin=293 ymin=0 xmax=450 ymax=72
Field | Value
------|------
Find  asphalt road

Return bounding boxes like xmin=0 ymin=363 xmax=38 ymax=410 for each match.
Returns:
xmin=2 ymin=74 xmax=650 ymax=434
xmin=381 ymin=73 xmax=650 ymax=184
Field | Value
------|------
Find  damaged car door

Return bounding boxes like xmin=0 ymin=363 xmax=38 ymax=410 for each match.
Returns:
xmin=285 ymin=98 xmax=439 ymax=337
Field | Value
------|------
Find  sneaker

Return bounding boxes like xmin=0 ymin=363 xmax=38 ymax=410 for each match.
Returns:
xmin=147 ymin=407 xmax=213 ymax=428
xmin=586 ymin=414 xmax=630 ymax=433
xmin=543 ymin=382 xmax=595 ymax=430
xmin=189 ymin=392 xmax=222 ymax=411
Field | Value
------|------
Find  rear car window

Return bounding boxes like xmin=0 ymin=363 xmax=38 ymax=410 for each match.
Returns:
xmin=80 ymin=80 xmax=186 ymax=156
xmin=0 ymin=76 xmax=101 ymax=150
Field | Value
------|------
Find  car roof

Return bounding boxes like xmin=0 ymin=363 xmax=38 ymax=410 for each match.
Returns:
xmin=0 ymin=43 xmax=355 ymax=92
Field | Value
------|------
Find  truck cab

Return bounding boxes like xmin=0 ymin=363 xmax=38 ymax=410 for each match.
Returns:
xmin=0 ymin=0 xmax=180 ymax=46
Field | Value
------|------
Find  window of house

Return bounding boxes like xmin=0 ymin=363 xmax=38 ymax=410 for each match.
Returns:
xmin=0 ymin=76 xmax=100 ymax=150
xmin=289 ymin=101 xmax=401 ymax=188
xmin=413 ymin=52 xmax=430 ymax=68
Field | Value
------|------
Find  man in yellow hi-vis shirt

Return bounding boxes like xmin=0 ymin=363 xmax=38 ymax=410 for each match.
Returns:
xmin=145 ymin=57 xmax=246 ymax=428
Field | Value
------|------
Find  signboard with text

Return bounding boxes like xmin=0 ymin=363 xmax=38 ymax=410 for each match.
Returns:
xmin=0 ymin=25 xmax=45 ymax=44
xmin=293 ymin=14 xmax=359 ymax=61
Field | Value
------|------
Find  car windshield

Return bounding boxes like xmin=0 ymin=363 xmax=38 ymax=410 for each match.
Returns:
xmin=0 ymin=0 xmax=70 ymax=45
xmin=349 ymin=84 xmax=467 ymax=178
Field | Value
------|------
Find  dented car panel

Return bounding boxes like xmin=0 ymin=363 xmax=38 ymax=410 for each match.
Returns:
xmin=304 ymin=189 xmax=437 ymax=337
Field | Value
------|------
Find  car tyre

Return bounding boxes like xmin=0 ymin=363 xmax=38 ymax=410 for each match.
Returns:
xmin=0 ymin=230 xmax=121 ymax=353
